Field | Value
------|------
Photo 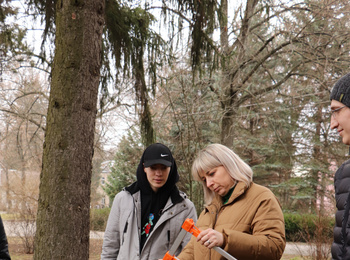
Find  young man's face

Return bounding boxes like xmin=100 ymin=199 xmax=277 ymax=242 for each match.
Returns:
xmin=143 ymin=164 xmax=170 ymax=192
xmin=331 ymin=100 xmax=350 ymax=145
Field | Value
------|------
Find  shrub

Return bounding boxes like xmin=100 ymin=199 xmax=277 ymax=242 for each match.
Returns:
xmin=284 ymin=212 xmax=334 ymax=242
xmin=90 ymin=207 xmax=111 ymax=231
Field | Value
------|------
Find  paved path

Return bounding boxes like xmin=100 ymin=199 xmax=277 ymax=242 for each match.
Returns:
xmin=283 ymin=242 xmax=331 ymax=258
xmin=284 ymin=242 xmax=314 ymax=255
xmin=90 ymin=230 xmax=104 ymax=239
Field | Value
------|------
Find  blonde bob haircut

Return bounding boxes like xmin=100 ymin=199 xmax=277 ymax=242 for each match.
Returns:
xmin=192 ymin=143 xmax=253 ymax=205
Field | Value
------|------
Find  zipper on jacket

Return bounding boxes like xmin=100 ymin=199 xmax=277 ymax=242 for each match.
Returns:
xmin=212 ymin=204 xmax=219 ymax=228
xmin=124 ymin=221 xmax=128 ymax=233
xmin=122 ymin=221 xmax=128 ymax=245
xmin=167 ymin=230 xmax=170 ymax=248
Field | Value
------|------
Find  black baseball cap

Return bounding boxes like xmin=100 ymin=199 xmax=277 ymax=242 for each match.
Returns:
xmin=143 ymin=143 xmax=173 ymax=167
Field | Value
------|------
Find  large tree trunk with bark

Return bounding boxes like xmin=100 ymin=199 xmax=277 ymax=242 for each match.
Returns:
xmin=33 ymin=0 xmax=104 ymax=259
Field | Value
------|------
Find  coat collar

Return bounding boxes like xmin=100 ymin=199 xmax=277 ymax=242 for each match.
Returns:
xmin=207 ymin=181 xmax=249 ymax=210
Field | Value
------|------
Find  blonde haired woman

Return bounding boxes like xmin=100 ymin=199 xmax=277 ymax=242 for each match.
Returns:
xmin=178 ymin=143 xmax=286 ymax=260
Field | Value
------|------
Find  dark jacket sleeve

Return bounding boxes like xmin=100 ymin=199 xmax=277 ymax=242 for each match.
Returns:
xmin=0 ymin=216 xmax=11 ymax=260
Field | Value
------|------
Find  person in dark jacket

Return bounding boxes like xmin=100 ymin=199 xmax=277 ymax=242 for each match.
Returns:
xmin=0 ymin=216 xmax=11 ymax=260
xmin=330 ymin=72 xmax=350 ymax=260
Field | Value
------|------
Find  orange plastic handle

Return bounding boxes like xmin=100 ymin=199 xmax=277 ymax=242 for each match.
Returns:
xmin=163 ymin=251 xmax=176 ymax=260
xmin=181 ymin=218 xmax=201 ymax=237
xmin=162 ymin=219 xmax=200 ymax=260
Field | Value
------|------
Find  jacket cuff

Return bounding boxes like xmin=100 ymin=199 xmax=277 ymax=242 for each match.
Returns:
xmin=221 ymin=231 xmax=228 ymax=249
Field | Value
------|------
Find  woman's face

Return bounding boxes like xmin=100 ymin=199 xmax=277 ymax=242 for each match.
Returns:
xmin=144 ymin=164 xmax=171 ymax=192
xmin=200 ymin=166 xmax=236 ymax=196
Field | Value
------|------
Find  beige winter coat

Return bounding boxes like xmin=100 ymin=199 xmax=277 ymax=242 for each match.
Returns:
xmin=178 ymin=182 xmax=286 ymax=260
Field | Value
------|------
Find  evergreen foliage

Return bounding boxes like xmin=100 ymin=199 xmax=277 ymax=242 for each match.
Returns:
xmin=0 ymin=2 xmax=30 ymax=78
xmin=103 ymin=1 xmax=171 ymax=146
xmin=103 ymin=129 xmax=143 ymax=203
xmin=24 ymin=0 xmax=56 ymax=40
xmin=161 ymin=0 xmax=217 ymax=71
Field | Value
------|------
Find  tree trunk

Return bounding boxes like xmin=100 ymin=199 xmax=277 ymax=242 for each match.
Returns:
xmin=5 ymin=168 xmax=11 ymax=211
xmin=221 ymin=104 xmax=236 ymax=146
xmin=312 ymin=94 xmax=323 ymax=213
xmin=33 ymin=0 xmax=104 ymax=259
xmin=219 ymin=0 xmax=228 ymax=59
xmin=135 ymin=46 xmax=155 ymax=147
xmin=220 ymin=0 xmax=258 ymax=146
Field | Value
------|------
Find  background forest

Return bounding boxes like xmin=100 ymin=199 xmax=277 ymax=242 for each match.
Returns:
xmin=1 ymin=0 xmax=350 ymax=259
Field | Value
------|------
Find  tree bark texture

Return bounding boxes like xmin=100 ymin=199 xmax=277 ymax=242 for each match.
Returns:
xmin=220 ymin=0 xmax=258 ymax=146
xmin=34 ymin=0 xmax=104 ymax=259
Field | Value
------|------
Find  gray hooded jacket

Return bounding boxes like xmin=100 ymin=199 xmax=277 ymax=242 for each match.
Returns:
xmin=101 ymin=189 xmax=197 ymax=260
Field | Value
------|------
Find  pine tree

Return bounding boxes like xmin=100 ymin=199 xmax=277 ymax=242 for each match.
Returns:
xmin=33 ymin=0 xmax=105 ymax=258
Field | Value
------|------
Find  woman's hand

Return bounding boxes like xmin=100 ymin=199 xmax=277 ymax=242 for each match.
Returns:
xmin=196 ymin=228 xmax=224 ymax=249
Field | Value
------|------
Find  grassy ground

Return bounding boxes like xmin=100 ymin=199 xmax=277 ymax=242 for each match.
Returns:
xmin=8 ymin=236 xmax=320 ymax=260
xmin=8 ymin=237 xmax=103 ymax=260
xmin=9 ymin=237 xmax=306 ymax=259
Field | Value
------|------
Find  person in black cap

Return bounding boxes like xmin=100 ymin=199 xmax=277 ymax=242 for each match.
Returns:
xmin=330 ymin=72 xmax=350 ymax=260
xmin=0 ymin=216 xmax=11 ymax=260
xmin=101 ymin=143 xmax=197 ymax=260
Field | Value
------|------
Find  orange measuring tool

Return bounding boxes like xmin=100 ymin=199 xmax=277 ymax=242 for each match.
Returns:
xmin=162 ymin=218 xmax=237 ymax=260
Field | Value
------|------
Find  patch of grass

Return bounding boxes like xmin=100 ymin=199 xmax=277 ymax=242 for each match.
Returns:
xmin=8 ymin=237 xmax=33 ymax=260
xmin=1 ymin=213 xmax=19 ymax=221
xmin=89 ymin=239 xmax=103 ymax=259
xmin=8 ymin=237 xmax=103 ymax=259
